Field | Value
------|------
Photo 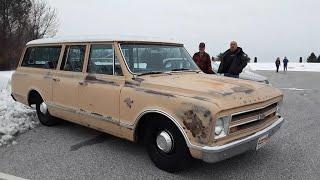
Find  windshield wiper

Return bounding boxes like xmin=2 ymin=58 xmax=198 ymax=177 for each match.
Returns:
xmin=171 ymin=68 xmax=190 ymax=71
xmin=137 ymin=71 xmax=166 ymax=76
xmin=171 ymin=68 xmax=200 ymax=73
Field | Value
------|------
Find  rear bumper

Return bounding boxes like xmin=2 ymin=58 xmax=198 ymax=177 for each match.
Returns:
xmin=199 ymin=116 xmax=284 ymax=163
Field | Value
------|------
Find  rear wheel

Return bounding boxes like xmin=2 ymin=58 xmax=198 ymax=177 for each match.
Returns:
xmin=35 ymin=98 xmax=59 ymax=126
xmin=144 ymin=119 xmax=192 ymax=173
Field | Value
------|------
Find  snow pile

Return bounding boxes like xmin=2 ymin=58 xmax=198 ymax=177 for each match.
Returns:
xmin=248 ymin=63 xmax=320 ymax=72
xmin=0 ymin=71 xmax=38 ymax=146
xmin=0 ymin=71 xmax=13 ymax=90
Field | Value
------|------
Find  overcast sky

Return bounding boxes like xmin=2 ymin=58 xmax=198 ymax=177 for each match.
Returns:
xmin=47 ymin=0 xmax=320 ymax=62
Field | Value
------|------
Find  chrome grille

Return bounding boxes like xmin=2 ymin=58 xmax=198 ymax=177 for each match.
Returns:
xmin=229 ymin=103 xmax=278 ymax=134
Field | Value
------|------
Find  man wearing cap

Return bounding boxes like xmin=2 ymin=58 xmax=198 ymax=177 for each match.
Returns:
xmin=218 ymin=41 xmax=249 ymax=78
xmin=192 ymin=42 xmax=214 ymax=74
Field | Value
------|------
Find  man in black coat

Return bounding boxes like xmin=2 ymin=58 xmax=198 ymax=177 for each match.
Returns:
xmin=218 ymin=41 xmax=249 ymax=78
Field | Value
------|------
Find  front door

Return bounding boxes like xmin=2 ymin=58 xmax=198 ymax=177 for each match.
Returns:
xmin=78 ymin=44 xmax=124 ymax=136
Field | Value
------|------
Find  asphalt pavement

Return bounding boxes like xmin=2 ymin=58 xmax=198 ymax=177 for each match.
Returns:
xmin=1 ymin=71 xmax=320 ymax=180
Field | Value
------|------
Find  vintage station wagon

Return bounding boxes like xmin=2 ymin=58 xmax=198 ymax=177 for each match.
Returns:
xmin=11 ymin=36 xmax=284 ymax=172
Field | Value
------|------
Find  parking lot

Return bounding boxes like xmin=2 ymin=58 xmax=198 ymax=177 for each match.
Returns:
xmin=1 ymin=71 xmax=320 ymax=180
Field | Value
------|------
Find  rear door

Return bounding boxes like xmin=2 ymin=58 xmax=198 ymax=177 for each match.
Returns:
xmin=12 ymin=45 xmax=62 ymax=105
xmin=51 ymin=44 xmax=88 ymax=121
xmin=78 ymin=43 xmax=124 ymax=136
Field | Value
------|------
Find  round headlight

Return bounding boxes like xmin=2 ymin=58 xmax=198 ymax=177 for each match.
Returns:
xmin=215 ymin=119 xmax=224 ymax=135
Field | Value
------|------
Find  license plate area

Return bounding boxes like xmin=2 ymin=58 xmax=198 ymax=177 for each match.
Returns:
xmin=256 ymin=134 xmax=269 ymax=150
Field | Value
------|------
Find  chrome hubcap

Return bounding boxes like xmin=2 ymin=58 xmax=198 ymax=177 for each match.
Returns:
xmin=39 ymin=102 xmax=48 ymax=114
xmin=156 ymin=131 xmax=174 ymax=153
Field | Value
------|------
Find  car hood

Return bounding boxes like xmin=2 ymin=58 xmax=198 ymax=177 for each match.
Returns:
xmin=135 ymin=72 xmax=282 ymax=109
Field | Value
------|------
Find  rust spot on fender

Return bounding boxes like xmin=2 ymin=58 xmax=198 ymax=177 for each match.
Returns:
xmin=124 ymin=98 xmax=134 ymax=108
xmin=181 ymin=104 xmax=212 ymax=143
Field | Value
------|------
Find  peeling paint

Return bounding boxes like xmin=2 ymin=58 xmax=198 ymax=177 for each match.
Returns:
xmin=207 ymin=90 xmax=233 ymax=96
xmin=124 ymin=81 xmax=140 ymax=88
xmin=180 ymin=104 xmax=212 ymax=144
xmin=232 ymin=86 xmax=254 ymax=94
xmin=124 ymin=98 xmax=134 ymax=108
xmin=192 ymin=96 xmax=211 ymax=102
xmin=132 ymin=77 xmax=145 ymax=83
xmin=143 ymin=90 xmax=176 ymax=98
xmin=85 ymin=75 xmax=119 ymax=86
xmin=134 ymin=88 xmax=176 ymax=98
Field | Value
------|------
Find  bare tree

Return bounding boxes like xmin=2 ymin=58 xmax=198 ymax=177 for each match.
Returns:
xmin=28 ymin=0 xmax=58 ymax=39
xmin=0 ymin=0 xmax=59 ymax=70
xmin=0 ymin=0 xmax=32 ymax=69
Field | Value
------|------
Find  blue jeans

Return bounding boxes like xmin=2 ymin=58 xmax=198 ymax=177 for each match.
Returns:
xmin=224 ymin=73 xmax=239 ymax=78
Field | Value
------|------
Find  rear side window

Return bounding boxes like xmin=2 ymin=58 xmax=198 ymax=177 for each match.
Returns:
xmin=60 ymin=45 xmax=86 ymax=72
xmin=21 ymin=46 xmax=61 ymax=69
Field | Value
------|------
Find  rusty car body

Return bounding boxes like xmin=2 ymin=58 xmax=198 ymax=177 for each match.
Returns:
xmin=11 ymin=36 xmax=284 ymax=172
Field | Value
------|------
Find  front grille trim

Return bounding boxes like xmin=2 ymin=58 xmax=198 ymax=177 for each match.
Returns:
xmin=228 ymin=101 xmax=279 ymax=133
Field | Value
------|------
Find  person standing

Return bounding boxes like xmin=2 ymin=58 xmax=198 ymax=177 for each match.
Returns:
xmin=283 ymin=57 xmax=289 ymax=72
xmin=275 ymin=57 xmax=281 ymax=72
xmin=218 ymin=41 xmax=249 ymax=78
xmin=192 ymin=42 xmax=214 ymax=74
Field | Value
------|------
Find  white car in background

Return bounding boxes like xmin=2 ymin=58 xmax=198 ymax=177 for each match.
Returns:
xmin=212 ymin=62 xmax=270 ymax=84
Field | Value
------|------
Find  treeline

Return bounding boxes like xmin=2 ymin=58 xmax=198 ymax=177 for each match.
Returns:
xmin=307 ymin=53 xmax=320 ymax=63
xmin=0 ymin=0 xmax=58 ymax=70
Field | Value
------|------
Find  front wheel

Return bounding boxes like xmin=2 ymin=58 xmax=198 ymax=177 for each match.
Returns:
xmin=36 ymin=99 xmax=59 ymax=126
xmin=145 ymin=119 xmax=192 ymax=173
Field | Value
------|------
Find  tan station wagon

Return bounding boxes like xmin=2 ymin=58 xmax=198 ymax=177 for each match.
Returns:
xmin=11 ymin=36 xmax=284 ymax=172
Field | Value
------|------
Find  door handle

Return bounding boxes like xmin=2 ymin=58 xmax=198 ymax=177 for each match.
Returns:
xmin=52 ymin=78 xmax=60 ymax=82
xmin=79 ymin=81 xmax=88 ymax=86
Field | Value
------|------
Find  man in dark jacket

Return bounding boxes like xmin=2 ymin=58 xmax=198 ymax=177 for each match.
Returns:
xmin=283 ymin=57 xmax=289 ymax=72
xmin=218 ymin=41 xmax=248 ymax=78
xmin=193 ymin=42 xmax=214 ymax=74
xmin=275 ymin=57 xmax=281 ymax=73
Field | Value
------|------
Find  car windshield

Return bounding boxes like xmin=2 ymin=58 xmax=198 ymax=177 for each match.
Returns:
xmin=120 ymin=43 xmax=199 ymax=74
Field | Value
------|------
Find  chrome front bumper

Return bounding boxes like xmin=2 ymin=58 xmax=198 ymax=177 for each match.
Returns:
xmin=200 ymin=116 xmax=284 ymax=163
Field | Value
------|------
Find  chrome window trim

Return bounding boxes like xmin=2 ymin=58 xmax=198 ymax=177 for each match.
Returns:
xmin=117 ymin=43 xmax=135 ymax=75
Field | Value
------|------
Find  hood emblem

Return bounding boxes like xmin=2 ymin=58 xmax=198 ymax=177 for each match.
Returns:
xmin=258 ymin=113 xmax=266 ymax=120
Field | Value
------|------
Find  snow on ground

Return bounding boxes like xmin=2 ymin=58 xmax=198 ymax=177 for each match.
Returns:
xmin=248 ymin=63 xmax=320 ymax=72
xmin=0 ymin=71 xmax=14 ymax=90
xmin=0 ymin=71 xmax=38 ymax=146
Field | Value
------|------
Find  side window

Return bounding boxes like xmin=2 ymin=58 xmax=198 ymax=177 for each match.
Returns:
xmin=60 ymin=45 xmax=86 ymax=72
xmin=88 ymin=44 xmax=123 ymax=76
xmin=88 ymin=44 xmax=113 ymax=75
xmin=21 ymin=46 xmax=61 ymax=69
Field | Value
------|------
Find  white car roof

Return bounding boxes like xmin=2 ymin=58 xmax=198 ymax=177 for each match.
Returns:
xmin=27 ymin=35 xmax=182 ymax=46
